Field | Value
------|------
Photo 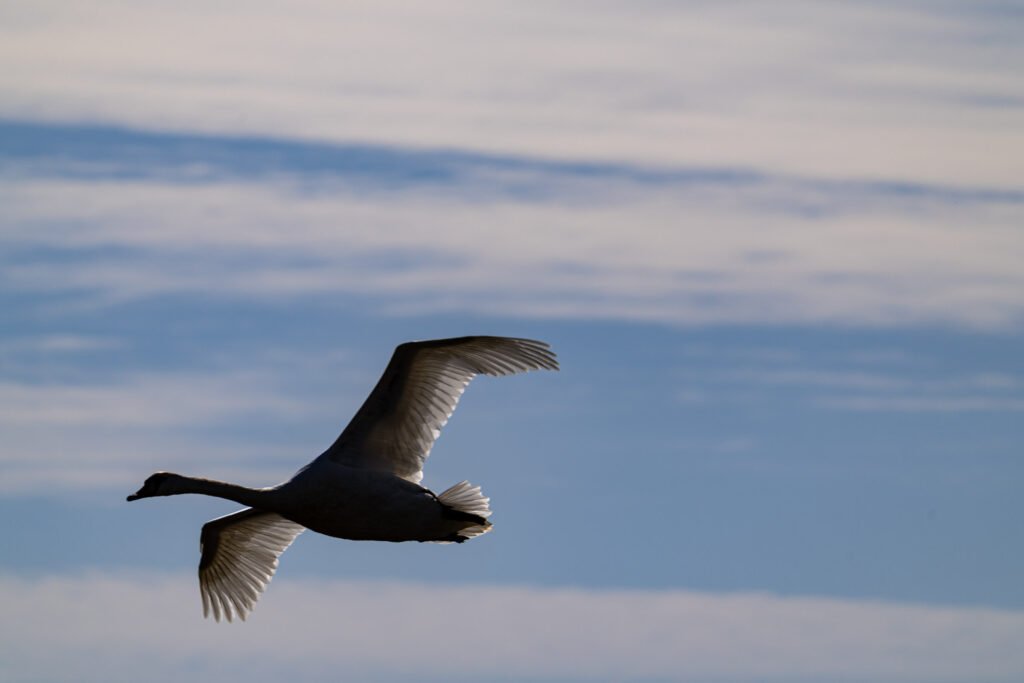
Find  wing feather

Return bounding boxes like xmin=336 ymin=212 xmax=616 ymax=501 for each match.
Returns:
xmin=198 ymin=508 xmax=305 ymax=622
xmin=321 ymin=336 xmax=558 ymax=482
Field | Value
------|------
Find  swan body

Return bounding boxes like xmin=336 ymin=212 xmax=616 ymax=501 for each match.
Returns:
xmin=127 ymin=336 xmax=558 ymax=621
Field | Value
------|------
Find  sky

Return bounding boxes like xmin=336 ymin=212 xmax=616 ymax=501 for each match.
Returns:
xmin=1 ymin=1 xmax=1023 ymax=682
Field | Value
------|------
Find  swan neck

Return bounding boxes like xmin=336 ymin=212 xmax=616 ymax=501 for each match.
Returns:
xmin=170 ymin=475 xmax=271 ymax=507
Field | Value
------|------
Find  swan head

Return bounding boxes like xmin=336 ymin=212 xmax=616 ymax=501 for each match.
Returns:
xmin=127 ymin=472 xmax=179 ymax=501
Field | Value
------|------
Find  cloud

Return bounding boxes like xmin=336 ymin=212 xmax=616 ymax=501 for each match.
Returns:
xmin=0 ymin=333 xmax=123 ymax=355
xmin=3 ymin=155 xmax=1023 ymax=329
xmin=686 ymin=361 xmax=1024 ymax=414
xmin=2 ymin=572 xmax=1022 ymax=683
xmin=0 ymin=1 xmax=1021 ymax=187
xmin=0 ymin=371 xmax=313 ymax=428
xmin=762 ymin=369 xmax=1024 ymax=413
xmin=819 ymin=395 xmax=1024 ymax=413
xmin=0 ymin=368 xmax=335 ymax=494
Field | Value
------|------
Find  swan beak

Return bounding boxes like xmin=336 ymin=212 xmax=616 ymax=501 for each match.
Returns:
xmin=126 ymin=490 xmax=142 ymax=502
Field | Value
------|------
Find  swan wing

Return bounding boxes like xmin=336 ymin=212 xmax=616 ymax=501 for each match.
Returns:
xmin=321 ymin=336 xmax=558 ymax=483
xmin=198 ymin=508 xmax=305 ymax=622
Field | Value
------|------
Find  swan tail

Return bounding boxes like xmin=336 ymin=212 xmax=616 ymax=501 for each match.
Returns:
xmin=437 ymin=480 xmax=492 ymax=542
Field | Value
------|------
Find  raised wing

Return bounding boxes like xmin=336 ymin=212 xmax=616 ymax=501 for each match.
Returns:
xmin=198 ymin=508 xmax=305 ymax=622
xmin=321 ymin=336 xmax=558 ymax=483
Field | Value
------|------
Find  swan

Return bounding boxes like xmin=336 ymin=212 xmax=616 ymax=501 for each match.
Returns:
xmin=127 ymin=336 xmax=558 ymax=622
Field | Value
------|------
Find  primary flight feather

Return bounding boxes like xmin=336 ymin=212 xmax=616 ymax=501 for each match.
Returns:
xmin=127 ymin=336 xmax=558 ymax=621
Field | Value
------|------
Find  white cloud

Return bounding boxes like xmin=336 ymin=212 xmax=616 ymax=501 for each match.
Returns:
xmin=2 ymin=572 xmax=1022 ymax=683
xmin=819 ymin=395 xmax=1024 ymax=413
xmin=728 ymin=369 xmax=910 ymax=391
xmin=0 ymin=369 xmax=316 ymax=428
xmin=0 ymin=368 xmax=335 ymax=494
xmin=0 ymin=333 xmax=124 ymax=353
xmin=3 ymin=174 xmax=1023 ymax=329
xmin=0 ymin=1 xmax=1021 ymax=187
xmin=686 ymin=363 xmax=1024 ymax=413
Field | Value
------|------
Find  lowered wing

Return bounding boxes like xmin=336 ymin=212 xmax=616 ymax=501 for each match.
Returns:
xmin=198 ymin=508 xmax=305 ymax=622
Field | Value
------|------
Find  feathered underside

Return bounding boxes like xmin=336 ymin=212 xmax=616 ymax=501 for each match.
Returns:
xmin=198 ymin=508 xmax=305 ymax=622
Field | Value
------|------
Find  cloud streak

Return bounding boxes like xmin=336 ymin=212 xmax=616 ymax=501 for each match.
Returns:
xmin=3 ymin=572 xmax=1023 ymax=683
xmin=1 ymin=1 xmax=1021 ymax=187
xmin=3 ymin=150 xmax=1023 ymax=329
xmin=677 ymin=354 xmax=1024 ymax=414
xmin=0 ymin=367 xmax=335 ymax=494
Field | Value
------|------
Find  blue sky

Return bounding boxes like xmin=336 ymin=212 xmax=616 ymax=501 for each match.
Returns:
xmin=2 ymin=2 xmax=1024 ymax=682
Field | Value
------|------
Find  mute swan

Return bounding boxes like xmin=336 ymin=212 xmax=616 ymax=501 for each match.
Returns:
xmin=127 ymin=336 xmax=558 ymax=622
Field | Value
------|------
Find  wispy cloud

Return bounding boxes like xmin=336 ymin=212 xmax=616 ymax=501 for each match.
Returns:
xmin=0 ymin=333 xmax=123 ymax=354
xmin=0 ymin=2 xmax=1021 ymax=187
xmin=0 ymin=368 xmax=336 ymax=494
xmin=820 ymin=395 xmax=1024 ymax=413
xmin=3 ymin=572 xmax=1022 ymax=683
xmin=684 ymin=360 xmax=1024 ymax=414
xmin=3 ymin=148 xmax=1022 ymax=328
xmin=747 ymin=369 xmax=1024 ymax=413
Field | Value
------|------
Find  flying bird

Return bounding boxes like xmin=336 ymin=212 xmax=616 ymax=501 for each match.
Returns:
xmin=127 ymin=336 xmax=558 ymax=622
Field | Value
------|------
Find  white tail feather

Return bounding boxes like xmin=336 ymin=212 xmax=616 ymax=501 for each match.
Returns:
xmin=437 ymin=480 xmax=492 ymax=541
xmin=438 ymin=480 xmax=492 ymax=519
